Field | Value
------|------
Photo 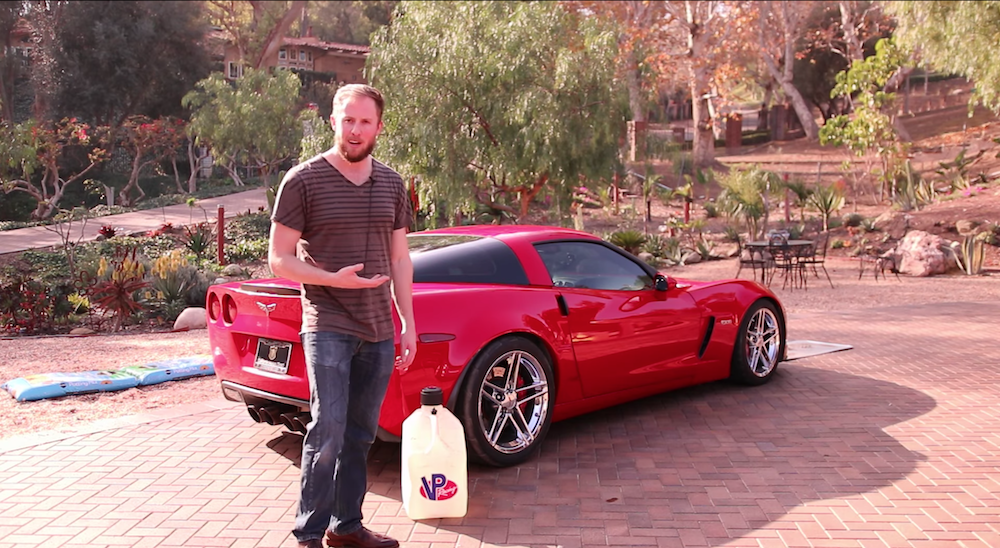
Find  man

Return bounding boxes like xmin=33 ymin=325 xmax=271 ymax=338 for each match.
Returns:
xmin=269 ymin=84 xmax=417 ymax=548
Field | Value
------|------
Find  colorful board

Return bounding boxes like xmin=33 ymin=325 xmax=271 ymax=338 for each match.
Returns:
xmin=119 ymin=354 xmax=214 ymax=386
xmin=2 ymin=370 xmax=140 ymax=402
xmin=2 ymin=355 xmax=216 ymax=402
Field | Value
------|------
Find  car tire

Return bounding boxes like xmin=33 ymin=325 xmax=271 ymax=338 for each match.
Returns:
xmin=730 ymin=299 xmax=784 ymax=386
xmin=458 ymin=336 xmax=554 ymax=467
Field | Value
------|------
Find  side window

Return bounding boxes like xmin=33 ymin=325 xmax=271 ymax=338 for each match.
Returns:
xmin=535 ymin=241 xmax=652 ymax=291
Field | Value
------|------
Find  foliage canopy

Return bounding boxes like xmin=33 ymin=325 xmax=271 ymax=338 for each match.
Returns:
xmin=368 ymin=0 xmax=628 ymax=223
xmin=885 ymin=1 xmax=1000 ymax=114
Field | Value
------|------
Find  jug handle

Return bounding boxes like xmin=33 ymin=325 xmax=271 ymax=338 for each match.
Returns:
xmin=425 ymin=408 xmax=439 ymax=454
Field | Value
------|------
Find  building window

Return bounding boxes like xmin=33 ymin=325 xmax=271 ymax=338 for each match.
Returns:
xmin=299 ymin=50 xmax=306 ymax=61
xmin=228 ymin=62 xmax=243 ymax=79
xmin=278 ymin=49 xmax=286 ymax=60
xmin=307 ymin=51 xmax=312 ymax=61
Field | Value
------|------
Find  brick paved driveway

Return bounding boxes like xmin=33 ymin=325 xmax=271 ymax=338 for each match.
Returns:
xmin=1 ymin=302 xmax=998 ymax=548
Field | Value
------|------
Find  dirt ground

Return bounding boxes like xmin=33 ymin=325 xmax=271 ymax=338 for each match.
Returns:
xmin=577 ymin=111 xmax=1000 ymax=271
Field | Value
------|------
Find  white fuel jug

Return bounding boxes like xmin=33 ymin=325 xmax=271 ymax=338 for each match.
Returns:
xmin=401 ymin=386 xmax=468 ymax=520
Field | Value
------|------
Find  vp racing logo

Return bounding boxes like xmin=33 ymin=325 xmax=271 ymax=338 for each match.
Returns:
xmin=419 ymin=473 xmax=458 ymax=501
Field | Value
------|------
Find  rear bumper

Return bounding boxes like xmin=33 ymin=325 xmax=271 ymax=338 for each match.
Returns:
xmin=219 ymin=381 xmax=401 ymax=443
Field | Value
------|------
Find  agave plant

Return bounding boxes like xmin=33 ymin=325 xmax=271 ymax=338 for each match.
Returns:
xmin=952 ymin=232 xmax=988 ymax=275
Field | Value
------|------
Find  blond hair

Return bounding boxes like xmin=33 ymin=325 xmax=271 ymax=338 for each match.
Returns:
xmin=332 ymin=84 xmax=385 ymax=120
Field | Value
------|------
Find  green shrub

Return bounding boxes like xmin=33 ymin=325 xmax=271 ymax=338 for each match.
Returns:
xmin=842 ymin=212 xmax=865 ymax=227
xmin=227 ymin=238 xmax=269 ymax=263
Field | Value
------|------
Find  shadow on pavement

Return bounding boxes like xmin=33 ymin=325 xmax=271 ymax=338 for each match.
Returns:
xmin=265 ymin=364 xmax=933 ymax=547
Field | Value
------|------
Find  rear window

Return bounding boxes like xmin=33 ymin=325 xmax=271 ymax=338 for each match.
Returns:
xmin=408 ymin=234 xmax=529 ymax=285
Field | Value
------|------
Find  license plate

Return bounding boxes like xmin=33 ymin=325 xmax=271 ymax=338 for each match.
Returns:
xmin=253 ymin=338 xmax=292 ymax=375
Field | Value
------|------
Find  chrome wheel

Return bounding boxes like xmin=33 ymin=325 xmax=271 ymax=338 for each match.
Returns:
xmin=744 ymin=306 xmax=781 ymax=377
xmin=477 ymin=349 xmax=550 ymax=454
xmin=731 ymin=300 xmax=784 ymax=385
xmin=460 ymin=337 xmax=554 ymax=466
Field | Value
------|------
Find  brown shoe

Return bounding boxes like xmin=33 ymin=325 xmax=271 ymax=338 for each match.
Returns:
xmin=326 ymin=526 xmax=399 ymax=548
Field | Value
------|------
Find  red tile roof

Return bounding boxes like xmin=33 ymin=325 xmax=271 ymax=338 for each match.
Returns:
xmin=282 ymin=37 xmax=369 ymax=55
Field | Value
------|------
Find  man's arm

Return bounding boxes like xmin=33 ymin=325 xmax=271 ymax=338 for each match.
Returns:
xmin=389 ymin=226 xmax=417 ymax=369
xmin=268 ymin=221 xmax=389 ymax=288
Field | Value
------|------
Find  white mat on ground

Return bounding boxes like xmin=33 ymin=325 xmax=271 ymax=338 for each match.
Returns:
xmin=785 ymin=340 xmax=853 ymax=361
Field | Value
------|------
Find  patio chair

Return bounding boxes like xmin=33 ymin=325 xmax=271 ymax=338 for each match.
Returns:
xmin=735 ymin=235 xmax=771 ymax=284
xmin=798 ymin=232 xmax=834 ymax=288
xmin=767 ymin=236 xmax=808 ymax=290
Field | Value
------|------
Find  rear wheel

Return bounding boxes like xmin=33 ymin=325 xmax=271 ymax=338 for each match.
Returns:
xmin=730 ymin=300 xmax=784 ymax=385
xmin=458 ymin=337 xmax=554 ymax=467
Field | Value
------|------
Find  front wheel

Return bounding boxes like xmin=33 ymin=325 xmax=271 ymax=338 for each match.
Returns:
xmin=730 ymin=300 xmax=784 ymax=385
xmin=458 ymin=337 xmax=554 ymax=467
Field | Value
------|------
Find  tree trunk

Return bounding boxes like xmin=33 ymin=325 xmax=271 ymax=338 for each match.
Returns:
xmin=172 ymin=156 xmax=183 ymax=193
xmin=690 ymin=80 xmax=715 ymax=166
xmin=186 ymin=140 xmax=201 ymax=193
xmin=253 ymin=0 xmax=307 ymax=69
xmin=223 ymin=160 xmax=245 ymax=187
xmin=779 ymin=79 xmax=820 ymax=139
xmin=118 ymin=153 xmax=149 ymax=207
xmin=625 ymin=55 xmax=645 ymax=123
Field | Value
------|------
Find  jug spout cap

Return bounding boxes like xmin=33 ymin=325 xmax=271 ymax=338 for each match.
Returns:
xmin=420 ymin=386 xmax=443 ymax=406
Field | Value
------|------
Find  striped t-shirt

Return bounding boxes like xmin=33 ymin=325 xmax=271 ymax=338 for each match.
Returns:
xmin=271 ymin=154 xmax=412 ymax=341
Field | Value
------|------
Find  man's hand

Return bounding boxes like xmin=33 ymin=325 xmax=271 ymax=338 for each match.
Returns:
xmin=333 ymin=263 xmax=390 ymax=288
xmin=395 ymin=329 xmax=417 ymax=372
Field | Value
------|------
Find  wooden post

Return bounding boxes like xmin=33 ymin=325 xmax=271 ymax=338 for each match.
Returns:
xmin=612 ymin=172 xmax=619 ymax=215
xmin=783 ymin=173 xmax=790 ymax=224
xmin=217 ymin=204 xmax=226 ymax=266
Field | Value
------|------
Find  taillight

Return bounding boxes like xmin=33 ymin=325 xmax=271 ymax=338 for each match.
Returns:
xmin=222 ymin=294 xmax=238 ymax=324
xmin=207 ymin=292 xmax=221 ymax=321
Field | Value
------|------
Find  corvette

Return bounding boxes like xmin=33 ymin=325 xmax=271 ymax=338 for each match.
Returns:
xmin=207 ymin=225 xmax=786 ymax=467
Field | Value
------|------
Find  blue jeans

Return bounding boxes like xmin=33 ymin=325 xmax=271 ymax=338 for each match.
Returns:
xmin=293 ymin=331 xmax=394 ymax=543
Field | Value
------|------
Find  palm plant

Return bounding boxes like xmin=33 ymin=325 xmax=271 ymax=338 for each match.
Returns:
xmin=807 ymin=183 xmax=846 ymax=232
xmin=608 ymin=229 xmax=646 ymax=254
xmin=716 ymin=164 xmax=782 ymax=240
xmin=783 ymin=179 xmax=814 ymax=224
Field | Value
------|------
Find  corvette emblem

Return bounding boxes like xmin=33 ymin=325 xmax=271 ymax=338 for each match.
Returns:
xmin=257 ymin=302 xmax=277 ymax=316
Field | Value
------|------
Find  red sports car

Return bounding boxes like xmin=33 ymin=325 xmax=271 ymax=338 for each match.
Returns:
xmin=207 ymin=225 xmax=786 ymax=467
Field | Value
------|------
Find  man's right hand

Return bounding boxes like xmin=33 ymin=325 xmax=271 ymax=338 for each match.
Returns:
xmin=333 ymin=263 xmax=390 ymax=288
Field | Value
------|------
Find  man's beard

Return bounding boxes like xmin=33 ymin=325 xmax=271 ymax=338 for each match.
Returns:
xmin=336 ymin=137 xmax=376 ymax=163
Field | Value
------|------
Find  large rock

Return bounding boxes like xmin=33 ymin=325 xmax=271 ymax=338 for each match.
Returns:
xmin=173 ymin=307 xmax=207 ymax=331
xmin=894 ymin=231 xmax=956 ymax=277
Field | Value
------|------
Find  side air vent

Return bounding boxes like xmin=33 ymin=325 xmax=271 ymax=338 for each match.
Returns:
xmin=697 ymin=316 xmax=716 ymax=359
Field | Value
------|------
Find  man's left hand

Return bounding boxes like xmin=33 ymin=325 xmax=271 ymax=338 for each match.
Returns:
xmin=395 ymin=329 xmax=417 ymax=371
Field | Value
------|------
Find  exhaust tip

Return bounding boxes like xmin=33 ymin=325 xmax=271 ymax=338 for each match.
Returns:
xmin=292 ymin=413 xmax=311 ymax=433
xmin=279 ymin=412 xmax=299 ymax=431
xmin=246 ymin=405 xmax=262 ymax=423
xmin=258 ymin=406 xmax=279 ymax=425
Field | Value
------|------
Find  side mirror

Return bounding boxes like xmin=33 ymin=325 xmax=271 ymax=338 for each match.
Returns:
xmin=654 ymin=273 xmax=673 ymax=292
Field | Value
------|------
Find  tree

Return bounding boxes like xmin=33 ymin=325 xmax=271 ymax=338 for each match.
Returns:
xmin=208 ymin=0 xmax=306 ymax=69
xmin=368 ymin=1 xmax=628 ymax=221
xmin=183 ymin=67 xmax=304 ymax=186
xmin=46 ymin=1 xmax=213 ymax=127
xmin=884 ymin=1 xmax=1000 ymax=114
xmin=564 ymin=1 xmax=667 ymax=124
xmin=654 ymin=1 xmax=744 ymax=167
xmin=750 ymin=0 xmax=821 ymax=140
xmin=0 ymin=1 xmax=23 ymax=123
xmin=305 ymin=0 xmax=398 ymax=45
xmin=1 ymin=117 xmax=110 ymax=219
xmin=116 ymin=116 xmax=187 ymax=207
xmin=819 ymin=37 xmax=909 ymax=203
